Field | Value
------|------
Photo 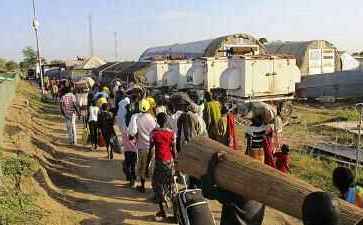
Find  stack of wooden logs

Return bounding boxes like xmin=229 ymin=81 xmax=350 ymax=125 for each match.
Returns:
xmin=176 ymin=137 xmax=363 ymax=225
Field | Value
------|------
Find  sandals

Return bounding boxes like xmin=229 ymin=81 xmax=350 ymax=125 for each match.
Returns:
xmin=154 ymin=211 xmax=167 ymax=221
xmin=136 ymin=186 xmax=145 ymax=193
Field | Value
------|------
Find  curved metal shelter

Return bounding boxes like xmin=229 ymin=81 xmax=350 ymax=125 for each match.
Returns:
xmin=265 ymin=40 xmax=342 ymax=75
xmin=139 ymin=33 xmax=265 ymax=61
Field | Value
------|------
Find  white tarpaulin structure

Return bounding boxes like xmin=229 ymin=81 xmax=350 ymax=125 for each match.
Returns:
xmin=341 ymin=53 xmax=360 ymax=71
xmin=139 ymin=33 xmax=265 ymax=61
xmin=265 ymin=40 xmax=342 ymax=76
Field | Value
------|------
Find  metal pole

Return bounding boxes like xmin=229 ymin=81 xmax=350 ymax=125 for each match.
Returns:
xmin=32 ymin=0 xmax=44 ymax=94
xmin=89 ymin=14 xmax=94 ymax=57
xmin=355 ymin=103 xmax=363 ymax=182
xmin=114 ymin=32 xmax=118 ymax=61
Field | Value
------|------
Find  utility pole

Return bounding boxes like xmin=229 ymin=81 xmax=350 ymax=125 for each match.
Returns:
xmin=32 ymin=0 xmax=44 ymax=94
xmin=114 ymin=32 xmax=118 ymax=61
xmin=88 ymin=14 xmax=94 ymax=57
xmin=355 ymin=103 xmax=363 ymax=182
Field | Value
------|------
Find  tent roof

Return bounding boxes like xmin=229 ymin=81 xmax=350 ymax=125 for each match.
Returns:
xmin=93 ymin=62 xmax=118 ymax=74
xmin=73 ymin=56 xmax=106 ymax=70
xmin=139 ymin=33 xmax=263 ymax=61
xmin=341 ymin=53 xmax=360 ymax=71
xmin=265 ymin=40 xmax=337 ymax=58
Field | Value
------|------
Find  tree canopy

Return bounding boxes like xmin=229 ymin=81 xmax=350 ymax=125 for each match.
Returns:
xmin=0 ymin=58 xmax=18 ymax=72
xmin=22 ymin=46 xmax=37 ymax=67
xmin=5 ymin=61 xmax=18 ymax=71
xmin=0 ymin=58 xmax=6 ymax=72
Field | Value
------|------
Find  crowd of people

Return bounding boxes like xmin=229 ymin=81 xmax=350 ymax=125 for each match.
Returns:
xmin=55 ymin=78 xmax=363 ymax=225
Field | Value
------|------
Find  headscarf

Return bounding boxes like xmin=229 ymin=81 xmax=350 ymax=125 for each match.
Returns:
xmin=139 ymin=98 xmax=151 ymax=113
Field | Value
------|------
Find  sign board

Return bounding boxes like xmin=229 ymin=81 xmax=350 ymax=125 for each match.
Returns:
xmin=322 ymin=50 xmax=335 ymax=73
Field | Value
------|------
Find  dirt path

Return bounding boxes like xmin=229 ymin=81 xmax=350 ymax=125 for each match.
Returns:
xmin=2 ymin=81 xmax=298 ymax=225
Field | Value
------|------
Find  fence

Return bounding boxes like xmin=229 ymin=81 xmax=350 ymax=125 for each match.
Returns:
xmin=0 ymin=73 xmax=18 ymax=145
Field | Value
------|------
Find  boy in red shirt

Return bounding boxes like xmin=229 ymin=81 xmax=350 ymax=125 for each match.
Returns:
xmin=274 ymin=144 xmax=290 ymax=173
xmin=146 ymin=112 xmax=176 ymax=220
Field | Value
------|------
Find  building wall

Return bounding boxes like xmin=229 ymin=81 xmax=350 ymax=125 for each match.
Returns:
xmin=71 ymin=69 xmax=91 ymax=80
xmin=296 ymin=71 xmax=363 ymax=98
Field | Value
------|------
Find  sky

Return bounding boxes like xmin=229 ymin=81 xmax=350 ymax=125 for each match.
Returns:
xmin=1 ymin=0 xmax=363 ymax=62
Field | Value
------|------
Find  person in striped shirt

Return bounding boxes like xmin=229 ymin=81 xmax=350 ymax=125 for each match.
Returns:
xmin=60 ymin=87 xmax=80 ymax=145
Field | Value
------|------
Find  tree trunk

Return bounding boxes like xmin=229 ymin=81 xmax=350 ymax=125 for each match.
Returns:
xmin=176 ymin=137 xmax=363 ymax=225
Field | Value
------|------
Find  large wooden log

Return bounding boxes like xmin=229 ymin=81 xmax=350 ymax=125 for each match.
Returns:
xmin=176 ymin=137 xmax=363 ymax=225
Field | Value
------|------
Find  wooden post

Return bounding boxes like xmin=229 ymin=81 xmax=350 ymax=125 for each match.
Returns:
xmin=176 ymin=137 xmax=363 ymax=225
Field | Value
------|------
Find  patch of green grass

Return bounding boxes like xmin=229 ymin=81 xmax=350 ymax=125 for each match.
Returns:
xmin=290 ymin=150 xmax=363 ymax=192
xmin=336 ymin=109 xmax=360 ymax=121
xmin=0 ymin=191 xmax=43 ymax=225
xmin=290 ymin=151 xmax=338 ymax=192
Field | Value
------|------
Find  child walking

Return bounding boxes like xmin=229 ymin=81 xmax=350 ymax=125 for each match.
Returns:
xmin=274 ymin=144 xmax=290 ymax=173
xmin=98 ymin=103 xmax=116 ymax=160
xmin=146 ymin=112 xmax=176 ymax=221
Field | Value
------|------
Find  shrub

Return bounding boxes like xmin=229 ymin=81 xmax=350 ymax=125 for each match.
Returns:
xmin=0 ymin=154 xmax=42 ymax=225
xmin=0 ymin=191 xmax=43 ymax=225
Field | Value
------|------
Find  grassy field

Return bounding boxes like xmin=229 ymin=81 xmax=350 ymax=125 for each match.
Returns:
xmin=283 ymin=102 xmax=363 ymax=192
xmin=236 ymin=101 xmax=363 ymax=193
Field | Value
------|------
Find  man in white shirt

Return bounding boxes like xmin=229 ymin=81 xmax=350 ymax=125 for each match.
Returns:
xmin=128 ymin=99 xmax=156 ymax=192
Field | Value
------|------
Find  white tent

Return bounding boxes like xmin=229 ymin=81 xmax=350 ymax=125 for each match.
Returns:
xmin=341 ymin=53 xmax=360 ymax=71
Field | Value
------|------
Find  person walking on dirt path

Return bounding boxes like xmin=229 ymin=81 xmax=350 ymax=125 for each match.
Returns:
xmin=98 ymin=103 xmax=117 ymax=160
xmin=128 ymin=98 xmax=157 ymax=193
xmin=60 ymin=87 xmax=80 ymax=145
xmin=146 ymin=112 xmax=176 ymax=221
xmin=274 ymin=144 xmax=290 ymax=173
xmin=87 ymin=100 xmax=99 ymax=150
xmin=117 ymin=94 xmax=138 ymax=187
xmin=203 ymin=92 xmax=222 ymax=141
xmin=176 ymin=103 xmax=201 ymax=153
xmin=245 ymin=115 xmax=266 ymax=163
xmin=51 ymin=80 xmax=59 ymax=102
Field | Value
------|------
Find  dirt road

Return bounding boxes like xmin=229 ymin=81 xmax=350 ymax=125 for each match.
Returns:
xmin=2 ymin=81 xmax=297 ymax=225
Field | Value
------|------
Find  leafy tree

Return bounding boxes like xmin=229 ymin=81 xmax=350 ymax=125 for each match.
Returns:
xmin=22 ymin=47 xmax=37 ymax=65
xmin=5 ymin=60 xmax=18 ymax=71
xmin=20 ymin=47 xmax=37 ymax=70
xmin=0 ymin=58 xmax=6 ymax=71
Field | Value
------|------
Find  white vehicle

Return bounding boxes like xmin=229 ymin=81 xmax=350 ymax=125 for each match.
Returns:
xmin=146 ymin=55 xmax=300 ymax=98
xmin=145 ymin=55 xmax=301 ymax=118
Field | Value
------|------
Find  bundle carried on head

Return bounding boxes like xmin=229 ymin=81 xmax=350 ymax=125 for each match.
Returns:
xmin=170 ymin=92 xmax=194 ymax=106
xmin=237 ymin=102 xmax=276 ymax=124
